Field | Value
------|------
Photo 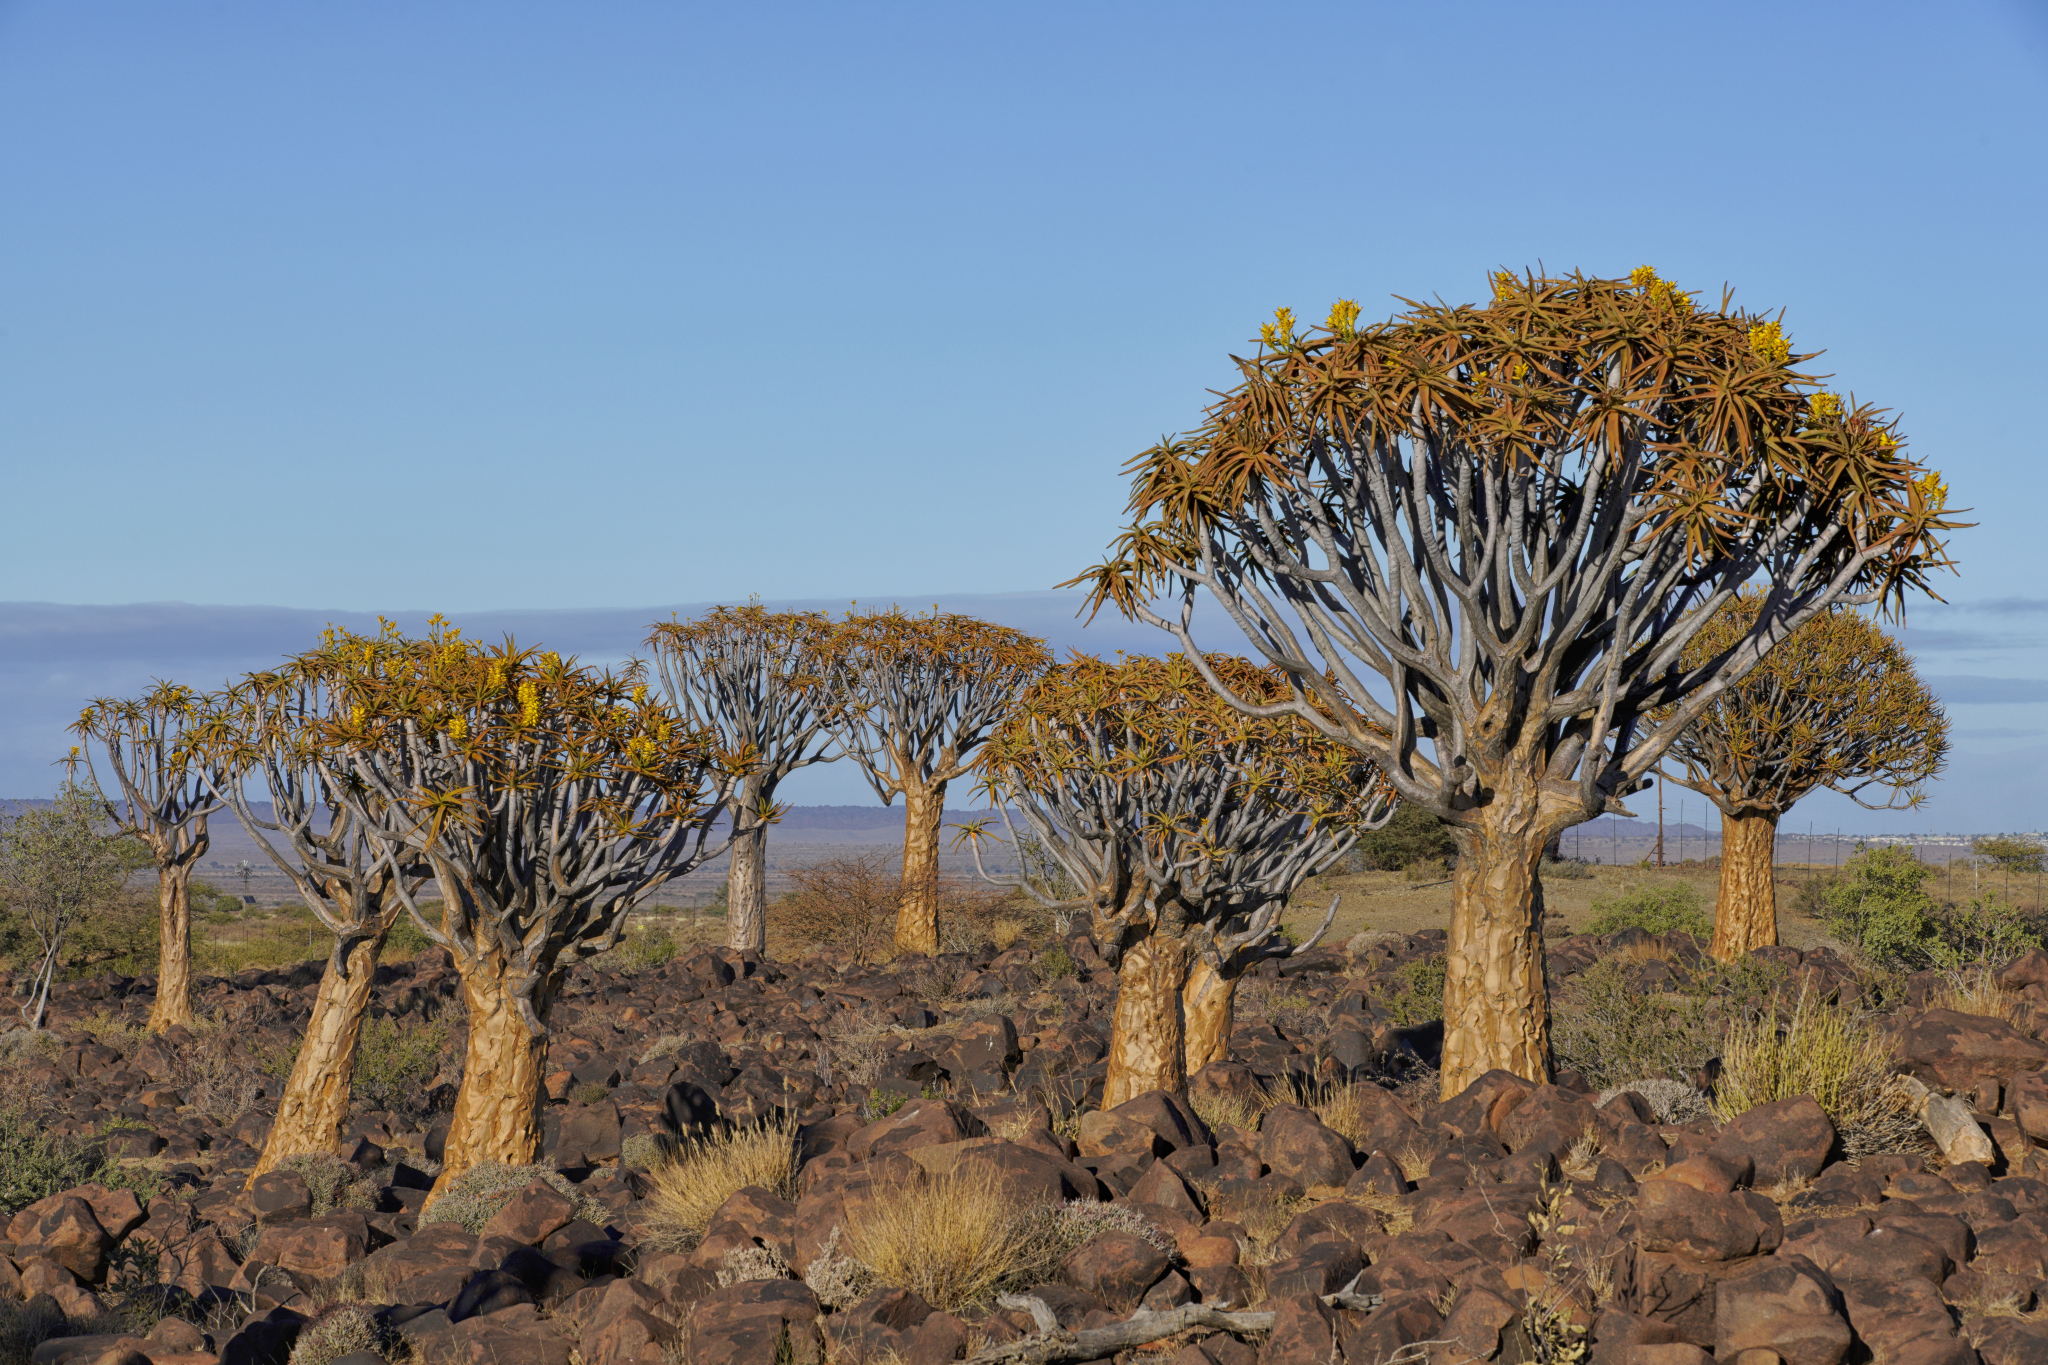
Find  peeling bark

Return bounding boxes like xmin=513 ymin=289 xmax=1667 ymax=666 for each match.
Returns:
xmin=894 ymin=778 xmax=946 ymax=955
xmin=1710 ymin=808 xmax=1781 ymax=962
xmin=1181 ymin=956 xmax=1234 ymax=1076
xmin=1440 ymin=781 xmax=1551 ymax=1098
xmin=248 ymin=923 xmax=389 ymax=1185
xmin=429 ymin=960 xmax=554 ymax=1202
xmin=147 ymin=864 xmax=196 ymax=1033
xmin=1105 ymin=934 xmax=1190 ymax=1106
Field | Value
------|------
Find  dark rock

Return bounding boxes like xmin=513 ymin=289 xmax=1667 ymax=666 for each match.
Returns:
xmin=1060 ymin=1230 xmax=1169 ymax=1308
xmin=1709 ymin=1097 xmax=1834 ymax=1186
xmin=1256 ymin=1105 xmax=1355 ymax=1187
xmin=448 ymin=1268 xmax=541 ymax=1323
xmin=1712 ymin=1256 xmax=1851 ymax=1365
xmin=482 ymin=1178 xmax=579 ymax=1246
xmin=1897 ymin=1009 xmax=2048 ymax=1094
xmin=1637 ymin=1181 xmax=1783 ymax=1261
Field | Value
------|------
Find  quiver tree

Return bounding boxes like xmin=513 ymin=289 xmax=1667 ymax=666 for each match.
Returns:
xmin=1 ymin=781 xmax=131 ymax=1030
xmin=967 ymin=654 xmax=1393 ymax=1103
xmin=72 ymin=685 xmax=226 ymax=1032
xmin=304 ymin=621 xmax=735 ymax=1197
xmin=647 ymin=605 xmax=847 ymax=953
xmin=198 ymin=666 xmax=433 ymax=1184
xmin=835 ymin=608 xmax=1049 ymax=954
xmin=1070 ymin=269 xmax=1961 ymax=1096
xmin=1660 ymin=593 xmax=1948 ymax=961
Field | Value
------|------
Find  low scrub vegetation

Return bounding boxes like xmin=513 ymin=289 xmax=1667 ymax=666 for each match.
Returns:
xmin=1815 ymin=845 xmax=2041 ymax=969
xmin=1584 ymin=882 xmax=1713 ymax=938
xmin=1551 ymin=955 xmax=1786 ymax=1091
xmin=767 ymin=853 xmax=1030 ymax=962
xmin=420 ymin=1162 xmax=607 ymax=1234
xmin=842 ymin=1165 xmax=1056 ymax=1312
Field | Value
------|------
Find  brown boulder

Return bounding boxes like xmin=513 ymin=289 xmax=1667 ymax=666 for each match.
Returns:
xmin=844 ymin=1099 xmax=985 ymax=1160
xmin=1061 ymin=1228 xmax=1169 ymax=1308
xmin=1712 ymin=1257 xmax=1851 ymax=1365
xmin=1834 ymin=1275 xmax=1965 ymax=1363
xmin=1638 ymin=1183 xmax=1783 ymax=1262
xmin=1256 ymin=1293 xmax=1335 ymax=1365
xmin=1897 ymin=1009 xmax=2048 ymax=1094
xmin=2009 ymin=1070 xmax=2048 ymax=1144
xmin=1256 ymin=1105 xmax=1355 ymax=1187
xmin=482 ymin=1178 xmax=579 ymax=1246
xmin=1107 ymin=1090 xmax=1209 ymax=1151
xmin=1123 ymin=1161 xmax=1204 ymax=1222
xmin=249 ymin=1170 xmax=313 ymax=1225
xmin=1496 ymin=1083 xmax=1599 ymax=1154
xmin=1075 ymin=1108 xmax=1167 ymax=1158
xmin=1436 ymin=1068 xmax=1535 ymax=1138
xmin=1709 ymin=1098 xmax=1835 ymax=1187
xmin=249 ymin=1217 xmax=367 ymax=1280
xmin=16 ymin=1196 xmax=112 ymax=1281
xmin=687 ymin=1279 xmax=823 ymax=1365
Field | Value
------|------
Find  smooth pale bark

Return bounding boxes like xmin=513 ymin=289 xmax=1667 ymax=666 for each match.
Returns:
xmin=1710 ymin=808 xmax=1781 ymax=962
xmin=1181 ymin=957 xmax=1234 ymax=1076
xmin=726 ymin=777 xmax=769 ymax=954
xmin=428 ymin=961 xmax=554 ymax=1204
xmin=147 ymin=864 xmax=197 ymax=1033
xmin=894 ymin=778 xmax=946 ymax=955
xmin=247 ymin=925 xmax=388 ymax=1186
xmin=1105 ymin=934 xmax=1190 ymax=1106
xmin=1440 ymin=777 xmax=1552 ymax=1099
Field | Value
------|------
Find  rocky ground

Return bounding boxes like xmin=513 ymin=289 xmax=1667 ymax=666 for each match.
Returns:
xmin=9 ymin=927 xmax=2048 ymax=1365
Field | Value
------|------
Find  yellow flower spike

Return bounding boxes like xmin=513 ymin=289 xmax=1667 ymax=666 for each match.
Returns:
xmin=449 ymin=715 xmax=467 ymax=741
xmin=1326 ymin=298 xmax=1361 ymax=338
xmin=1512 ymin=360 xmax=1528 ymax=381
xmin=518 ymin=680 xmax=540 ymax=728
xmin=1630 ymin=265 xmax=1658 ymax=290
xmin=1809 ymin=392 xmax=1843 ymax=422
xmin=1748 ymin=320 xmax=1790 ymax=365
xmin=487 ymin=660 xmax=507 ymax=691
xmin=1913 ymin=471 xmax=1947 ymax=510
xmin=631 ymin=684 xmax=647 ymax=706
xmin=350 ymin=705 xmax=366 ymax=730
xmin=1492 ymin=270 xmax=1518 ymax=299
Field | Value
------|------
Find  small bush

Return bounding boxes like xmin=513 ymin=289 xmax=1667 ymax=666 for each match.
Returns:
xmin=420 ymin=1162 xmax=608 ymax=1234
xmin=1595 ymin=1078 xmax=1713 ymax=1124
xmin=287 ymin=1306 xmax=395 ymax=1365
xmin=351 ymin=1016 xmax=449 ymax=1115
xmin=803 ymin=1226 xmax=875 ymax=1310
xmin=1551 ymin=957 xmax=1784 ymax=1091
xmin=767 ymin=853 xmax=901 ymax=963
xmin=716 ymin=1245 xmax=790 ymax=1286
xmin=1035 ymin=944 xmax=1077 ymax=982
xmin=1402 ymin=857 xmax=1448 ymax=882
xmin=1713 ymin=987 xmax=1923 ymax=1159
xmin=1188 ymin=1087 xmax=1269 ymax=1138
xmin=1348 ymin=803 xmax=1458 ymax=873
xmin=1544 ymin=856 xmax=1595 ymax=881
xmin=990 ymin=919 xmax=1026 ymax=951
xmin=1383 ymin=953 xmax=1446 ymax=1027
xmin=1817 ymin=846 xmax=1937 ymax=966
xmin=1585 ymin=882 xmax=1712 ymax=939
xmin=642 ymin=1120 xmax=798 ymax=1251
xmin=281 ymin=1153 xmax=377 ymax=1215
xmin=844 ymin=1165 xmax=1053 ymax=1312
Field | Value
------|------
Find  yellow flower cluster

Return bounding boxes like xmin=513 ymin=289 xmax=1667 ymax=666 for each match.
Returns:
xmin=1914 ymin=471 xmax=1946 ymax=509
xmin=1809 ymin=392 xmax=1843 ymax=422
xmin=448 ymin=715 xmax=467 ymax=741
xmin=1748 ymin=320 xmax=1790 ymax=365
xmin=1493 ymin=270 xmax=1519 ymax=298
xmin=1259 ymin=307 xmax=1298 ymax=351
xmin=1629 ymin=265 xmax=1691 ymax=312
xmin=1326 ymin=298 xmax=1361 ymax=338
xmin=487 ymin=660 xmax=508 ymax=691
xmin=627 ymin=735 xmax=656 ymax=767
xmin=518 ymin=680 xmax=540 ymax=728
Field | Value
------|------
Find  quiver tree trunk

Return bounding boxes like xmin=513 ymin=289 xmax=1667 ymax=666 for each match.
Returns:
xmin=894 ymin=778 xmax=946 ymax=955
xmin=727 ymin=778 xmax=769 ymax=954
xmin=1105 ymin=934 xmax=1190 ymax=1106
xmin=147 ymin=864 xmax=197 ymax=1033
xmin=248 ymin=921 xmax=392 ymax=1185
xmin=431 ymin=957 xmax=555 ymax=1203
xmin=1441 ymin=801 xmax=1551 ymax=1098
xmin=1181 ymin=957 xmax=1234 ymax=1076
xmin=1711 ymin=808 xmax=1781 ymax=962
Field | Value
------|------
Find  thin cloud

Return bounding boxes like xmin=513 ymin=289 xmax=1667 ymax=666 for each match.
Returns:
xmin=1924 ymin=676 xmax=2048 ymax=704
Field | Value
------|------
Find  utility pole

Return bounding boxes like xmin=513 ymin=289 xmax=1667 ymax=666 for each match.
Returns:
xmin=1655 ymin=778 xmax=1665 ymax=868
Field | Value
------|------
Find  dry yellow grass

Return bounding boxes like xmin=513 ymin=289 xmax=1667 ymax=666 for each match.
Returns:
xmin=1190 ymin=1084 xmax=1273 ymax=1138
xmin=642 ymin=1119 xmax=798 ymax=1251
xmin=843 ymin=1165 xmax=1051 ymax=1312
xmin=1929 ymin=967 xmax=2031 ymax=1028
xmin=1714 ymin=987 xmax=1923 ymax=1158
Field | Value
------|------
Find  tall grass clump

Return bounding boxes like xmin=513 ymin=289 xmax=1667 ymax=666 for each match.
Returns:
xmin=843 ymin=1165 xmax=1052 ymax=1312
xmin=642 ymin=1119 xmax=798 ymax=1251
xmin=1714 ymin=987 xmax=1922 ymax=1158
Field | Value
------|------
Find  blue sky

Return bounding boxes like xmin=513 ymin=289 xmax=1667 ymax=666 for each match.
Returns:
xmin=2 ymin=1 xmax=2043 ymax=829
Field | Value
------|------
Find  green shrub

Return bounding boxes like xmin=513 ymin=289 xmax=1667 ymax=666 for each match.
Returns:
xmin=1035 ymin=945 xmax=1077 ymax=982
xmin=1714 ymin=986 xmax=1922 ymax=1159
xmin=280 ymin=1153 xmax=377 ymax=1215
xmin=1551 ymin=955 xmax=1786 ymax=1091
xmin=1544 ymin=857 xmax=1594 ymax=881
xmin=1349 ymin=804 xmax=1458 ymax=873
xmin=419 ymin=1162 xmax=608 ymax=1234
xmin=1384 ymin=953 xmax=1446 ymax=1026
xmin=1924 ymin=895 xmax=2040 ymax=970
xmin=1585 ymin=882 xmax=1712 ymax=938
xmin=1818 ymin=846 xmax=1936 ymax=966
xmin=383 ymin=914 xmax=433 ymax=959
xmin=0 ymin=1105 xmax=160 ymax=1217
xmin=351 ymin=1015 xmax=449 ymax=1115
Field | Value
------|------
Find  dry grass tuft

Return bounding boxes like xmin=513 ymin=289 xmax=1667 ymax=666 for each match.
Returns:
xmin=1559 ymin=1128 xmax=1603 ymax=1184
xmin=1207 ymin=1187 xmax=1312 ymax=1265
xmin=642 ymin=1119 xmax=799 ymax=1252
xmin=843 ymin=1165 xmax=1052 ymax=1313
xmin=1929 ymin=967 xmax=2031 ymax=1028
xmin=1714 ymin=986 xmax=1925 ymax=1159
xmin=1189 ymin=1085 xmax=1273 ymax=1139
